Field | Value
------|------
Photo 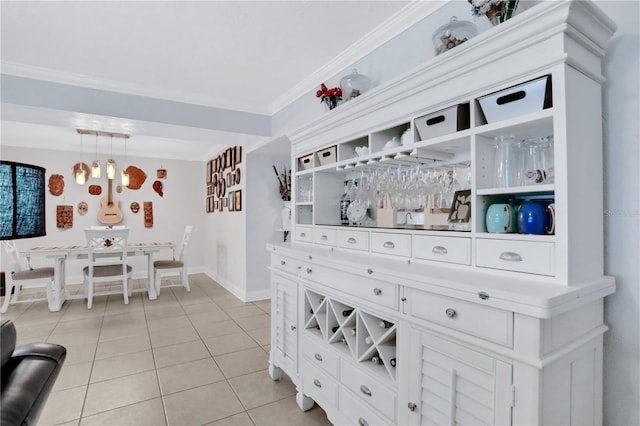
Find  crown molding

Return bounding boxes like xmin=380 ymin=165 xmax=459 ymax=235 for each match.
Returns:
xmin=0 ymin=61 xmax=270 ymax=115
xmin=266 ymin=1 xmax=447 ymax=115
xmin=1 ymin=2 xmax=445 ymax=120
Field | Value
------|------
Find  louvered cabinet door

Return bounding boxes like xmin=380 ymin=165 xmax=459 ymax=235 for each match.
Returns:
xmin=405 ymin=328 xmax=513 ymax=426
xmin=273 ymin=274 xmax=298 ymax=375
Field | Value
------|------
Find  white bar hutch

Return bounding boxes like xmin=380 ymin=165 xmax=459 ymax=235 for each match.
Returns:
xmin=267 ymin=1 xmax=617 ymax=425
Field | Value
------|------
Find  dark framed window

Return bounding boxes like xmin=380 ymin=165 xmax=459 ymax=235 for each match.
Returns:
xmin=0 ymin=161 xmax=46 ymax=240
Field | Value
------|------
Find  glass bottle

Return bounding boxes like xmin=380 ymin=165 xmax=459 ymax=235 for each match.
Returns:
xmin=340 ymin=181 xmax=351 ymax=224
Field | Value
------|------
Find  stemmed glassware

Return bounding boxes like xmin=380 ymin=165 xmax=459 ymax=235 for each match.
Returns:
xmin=349 ymin=163 xmax=470 ymax=213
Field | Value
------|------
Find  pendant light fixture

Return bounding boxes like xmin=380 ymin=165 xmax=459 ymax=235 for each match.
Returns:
xmin=91 ymin=133 xmax=101 ymax=178
xmin=121 ymin=136 xmax=130 ymax=186
xmin=75 ymin=133 xmax=87 ymax=184
xmin=106 ymin=136 xmax=116 ymax=180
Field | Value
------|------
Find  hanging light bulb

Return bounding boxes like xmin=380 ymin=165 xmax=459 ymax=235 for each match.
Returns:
xmin=75 ymin=167 xmax=87 ymax=184
xmin=91 ymin=133 xmax=101 ymax=178
xmin=121 ymin=135 xmax=130 ymax=186
xmin=75 ymin=133 xmax=87 ymax=184
xmin=106 ymin=135 xmax=116 ymax=179
xmin=121 ymin=170 xmax=130 ymax=186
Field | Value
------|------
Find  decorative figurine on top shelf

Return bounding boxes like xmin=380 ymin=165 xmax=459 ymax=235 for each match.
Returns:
xmin=316 ymin=83 xmax=342 ymax=110
xmin=468 ymin=0 xmax=519 ymax=26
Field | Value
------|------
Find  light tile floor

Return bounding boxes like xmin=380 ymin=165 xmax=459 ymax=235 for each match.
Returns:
xmin=0 ymin=273 xmax=332 ymax=426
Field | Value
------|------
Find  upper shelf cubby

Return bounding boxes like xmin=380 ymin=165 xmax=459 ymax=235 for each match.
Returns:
xmin=370 ymin=123 xmax=411 ymax=154
xmin=338 ymin=136 xmax=369 ymax=163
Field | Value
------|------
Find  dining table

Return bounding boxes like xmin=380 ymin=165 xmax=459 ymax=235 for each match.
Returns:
xmin=22 ymin=241 xmax=175 ymax=311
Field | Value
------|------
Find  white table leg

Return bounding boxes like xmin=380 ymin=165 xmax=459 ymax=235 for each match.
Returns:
xmin=146 ymin=251 xmax=157 ymax=300
xmin=49 ymin=256 xmax=67 ymax=312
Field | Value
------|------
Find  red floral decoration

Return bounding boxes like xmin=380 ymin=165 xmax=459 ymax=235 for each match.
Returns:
xmin=316 ymin=83 xmax=342 ymax=110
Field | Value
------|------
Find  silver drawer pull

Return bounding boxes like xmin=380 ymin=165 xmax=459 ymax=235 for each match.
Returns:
xmin=408 ymin=402 xmax=417 ymax=412
xmin=383 ymin=241 xmax=395 ymax=249
xmin=373 ymin=288 xmax=382 ymax=296
xmin=314 ymin=353 xmax=323 ymax=362
xmin=290 ymin=325 xmax=296 ymax=331
xmin=306 ymin=268 xmax=312 ymax=274
xmin=280 ymin=260 xmax=286 ymax=265
xmin=313 ymin=378 xmax=322 ymax=388
xmin=358 ymin=418 xmax=369 ymax=426
xmin=360 ymin=385 xmax=372 ymax=396
xmin=432 ymin=246 xmax=448 ymax=255
xmin=321 ymin=235 xmax=328 ymax=241
xmin=347 ymin=237 xmax=357 ymax=244
xmin=499 ymin=251 xmax=523 ymax=262
xmin=445 ymin=308 xmax=457 ymax=318
xmin=300 ymin=232 xmax=306 ymax=238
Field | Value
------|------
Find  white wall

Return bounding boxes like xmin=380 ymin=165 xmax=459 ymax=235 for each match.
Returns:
xmin=1 ymin=146 xmax=204 ymax=282
xmin=245 ymin=147 xmax=290 ymax=301
xmin=598 ymin=2 xmax=640 ymax=425
xmin=201 ymin=150 xmax=247 ymax=300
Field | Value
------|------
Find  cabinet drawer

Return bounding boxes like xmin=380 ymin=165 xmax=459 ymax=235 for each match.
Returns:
xmin=413 ymin=235 xmax=471 ymax=265
xmin=302 ymin=265 xmax=398 ymax=310
xmin=406 ymin=289 xmax=513 ymax=347
xmin=371 ymin=232 xmax=411 ymax=257
xmin=302 ymin=360 xmax=338 ymax=408
xmin=337 ymin=230 xmax=369 ymax=251
xmin=302 ymin=336 xmax=340 ymax=378
xmin=295 ymin=226 xmax=312 ymax=242
xmin=270 ymin=254 xmax=297 ymax=275
xmin=339 ymin=386 xmax=393 ymax=426
xmin=477 ymin=238 xmax=555 ymax=276
xmin=313 ymin=228 xmax=337 ymax=246
xmin=341 ymin=364 xmax=396 ymax=420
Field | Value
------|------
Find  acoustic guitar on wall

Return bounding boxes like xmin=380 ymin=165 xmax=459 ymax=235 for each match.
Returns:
xmin=98 ymin=178 xmax=123 ymax=224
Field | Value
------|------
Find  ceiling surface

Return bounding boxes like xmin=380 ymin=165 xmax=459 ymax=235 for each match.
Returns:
xmin=1 ymin=1 xmax=415 ymax=159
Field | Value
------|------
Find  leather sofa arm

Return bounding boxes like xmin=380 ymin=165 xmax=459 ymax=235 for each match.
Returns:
xmin=12 ymin=343 xmax=67 ymax=364
xmin=1 ymin=320 xmax=67 ymax=426
xmin=1 ymin=319 xmax=17 ymax=368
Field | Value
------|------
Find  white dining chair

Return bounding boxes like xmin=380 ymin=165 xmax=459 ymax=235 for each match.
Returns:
xmin=1 ymin=241 xmax=57 ymax=313
xmin=83 ymin=227 xmax=132 ymax=309
xmin=153 ymin=225 xmax=193 ymax=296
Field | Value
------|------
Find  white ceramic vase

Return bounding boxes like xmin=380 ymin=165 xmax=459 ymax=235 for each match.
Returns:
xmin=281 ymin=201 xmax=291 ymax=231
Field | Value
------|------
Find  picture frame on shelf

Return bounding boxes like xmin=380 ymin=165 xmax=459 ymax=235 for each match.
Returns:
xmin=447 ymin=190 xmax=472 ymax=223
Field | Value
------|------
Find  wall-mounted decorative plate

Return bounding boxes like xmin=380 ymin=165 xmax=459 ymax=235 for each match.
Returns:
xmin=88 ymin=185 xmax=102 ymax=195
xmin=126 ymin=165 xmax=147 ymax=190
xmin=48 ymin=174 xmax=64 ymax=196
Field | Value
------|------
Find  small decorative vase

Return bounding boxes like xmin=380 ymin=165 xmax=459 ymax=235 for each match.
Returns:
xmin=323 ymin=96 xmax=341 ymax=111
xmin=281 ymin=201 xmax=291 ymax=231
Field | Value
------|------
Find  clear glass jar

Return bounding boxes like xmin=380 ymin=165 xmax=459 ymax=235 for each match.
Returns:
xmin=340 ymin=69 xmax=370 ymax=101
xmin=432 ymin=16 xmax=477 ymax=56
